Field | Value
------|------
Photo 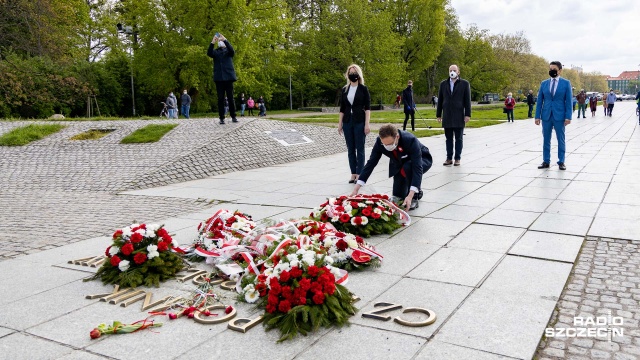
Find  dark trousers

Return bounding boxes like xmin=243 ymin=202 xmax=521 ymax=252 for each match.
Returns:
xmin=215 ymin=81 xmax=236 ymax=120
xmin=607 ymin=103 xmax=614 ymax=116
xmin=577 ymin=103 xmax=586 ymax=117
xmin=528 ymin=104 xmax=533 ymax=118
xmin=343 ymin=120 xmax=366 ymax=174
xmin=444 ymin=127 xmax=464 ymax=160
xmin=506 ymin=109 xmax=514 ymax=122
xmin=403 ymin=111 xmax=415 ymax=131
xmin=392 ymin=158 xmax=431 ymax=199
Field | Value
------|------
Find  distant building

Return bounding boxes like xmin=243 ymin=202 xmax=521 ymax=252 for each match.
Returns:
xmin=607 ymin=71 xmax=640 ymax=93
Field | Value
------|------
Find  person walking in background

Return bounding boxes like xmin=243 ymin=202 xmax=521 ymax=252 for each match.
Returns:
xmin=603 ymin=92 xmax=608 ymax=116
xmin=576 ymin=89 xmax=587 ymax=118
xmin=239 ymin=93 xmax=246 ymax=117
xmin=437 ymin=64 xmax=471 ymax=167
xmin=526 ymin=89 xmax=535 ymax=118
xmin=434 ymin=96 xmax=438 ymax=108
xmin=606 ymin=89 xmax=616 ymax=117
xmin=402 ymin=80 xmax=416 ymax=131
xmin=589 ymin=93 xmax=598 ymax=117
xmin=224 ymin=96 xmax=229 ymax=116
xmin=350 ymin=124 xmax=432 ymax=211
xmin=247 ymin=96 xmax=255 ymax=116
xmin=338 ymin=64 xmax=371 ymax=184
xmin=257 ymin=96 xmax=266 ymax=117
xmin=535 ymin=61 xmax=572 ymax=171
xmin=431 ymin=95 xmax=436 ymax=108
xmin=571 ymin=89 xmax=577 ymax=112
xmin=394 ymin=94 xmax=401 ymax=109
xmin=207 ymin=33 xmax=238 ymax=124
xmin=180 ymin=90 xmax=191 ymax=119
xmin=166 ymin=91 xmax=177 ymax=119
xmin=504 ymin=92 xmax=516 ymax=122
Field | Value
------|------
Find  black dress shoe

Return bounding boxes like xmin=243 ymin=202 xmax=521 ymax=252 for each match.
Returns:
xmin=538 ymin=162 xmax=550 ymax=169
xmin=558 ymin=163 xmax=566 ymax=170
xmin=348 ymin=179 xmax=356 ymax=184
xmin=232 ymin=118 xmax=238 ymax=123
xmin=219 ymin=120 xmax=225 ymax=124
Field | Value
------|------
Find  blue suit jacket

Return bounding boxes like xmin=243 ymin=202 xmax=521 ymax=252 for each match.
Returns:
xmin=358 ymin=130 xmax=433 ymax=190
xmin=535 ymin=77 xmax=573 ymax=121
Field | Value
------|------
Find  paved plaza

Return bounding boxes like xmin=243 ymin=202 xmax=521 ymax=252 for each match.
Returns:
xmin=0 ymin=102 xmax=639 ymax=359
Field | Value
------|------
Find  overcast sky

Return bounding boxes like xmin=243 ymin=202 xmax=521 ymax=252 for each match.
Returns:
xmin=450 ymin=0 xmax=640 ymax=77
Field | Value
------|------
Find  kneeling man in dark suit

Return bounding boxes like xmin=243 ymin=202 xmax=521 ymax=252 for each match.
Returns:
xmin=350 ymin=124 xmax=433 ymax=210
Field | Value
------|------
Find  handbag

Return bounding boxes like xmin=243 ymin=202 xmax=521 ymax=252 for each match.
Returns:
xmin=503 ymin=107 xmax=508 ymax=113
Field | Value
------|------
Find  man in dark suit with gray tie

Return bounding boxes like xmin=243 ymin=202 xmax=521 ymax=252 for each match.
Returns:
xmin=437 ymin=64 xmax=472 ymax=167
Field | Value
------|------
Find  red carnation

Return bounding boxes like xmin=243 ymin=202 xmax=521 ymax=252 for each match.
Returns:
xmin=112 ymin=230 xmax=123 ymax=239
xmin=320 ymin=213 xmax=329 ymax=221
xmin=266 ymin=304 xmax=277 ymax=314
xmin=270 ymin=283 xmax=282 ymax=296
xmin=307 ymin=265 xmax=320 ymax=277
xmin=133 ymin=252 xmax=147 ymax=265
xmin=225 ymin=306 xmax=233 ymax=314
xmin=279 ymin=270 xmax=291 ymax=283
xmin=335 ymin=232 xmax=346 ymax=238
xmin=355 ymin=236 xmax=364 ymax=244
xmin=130 ymin=232 xmax=143 ymax=244
xmin=324 ymin=282 xmax=336 ymax=295
xmin=312 ymin=292 xmax=325 ymax=305
xmin=298 ymin=297 xmax=307 ymax=305
xmin=157 ymin=228 xmax=169 ymax=238
xmin=310 ymin=282 xmax=322 ymax=293
xmin=161 ymin=234 xmax=172 ymax=243
xmin=105 ymin=246 xmax=112 ymax=258
xmin=309 ymin=212 xmax=314 ymax=218
xmin=290 ymin=267 xmax=303 ymax=278
xmin=278 ymin=300 xmax=292 ymax=313
xmin=281 ymin=286 xmax=293 ymax=300
xmin=381 ymin=194 xmax=389 ymax=200
xmin=139 ymin=224 xmax=147 ymax=230
xmin=110 ymin=255 xmax=121 ymax=267
xmin=362 ymin=207 xmax=373 ymax=217
xmin=371 ymin=212 xmax=381 ymax=219
xmin=299 ymin=278 xmax=311 ymax=291
xmin=353 ymin=217 xmax=363 ymax=225
xmin=335 ymin=206 xmax=345 ymax=213
xmin=157 ymin=241 xmax=169 ymax=252
xmin=335 ymin=239 xmax=348 ymax=251
xmin=339 ymin=213 xmax=351 ymax=223
xmin=268 ymin=293 xmax=279 ymax=306
xmin=350 ymin=201 xmax=359 ymax=208
xmin=121 ymin=243 xmax=134 ymax=256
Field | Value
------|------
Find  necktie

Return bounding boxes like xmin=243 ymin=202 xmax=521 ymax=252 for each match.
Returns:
xmin=551 ymin=79 xmax=557 ymax=96
xmin=392 ymin=150 xmax=407 ymax=178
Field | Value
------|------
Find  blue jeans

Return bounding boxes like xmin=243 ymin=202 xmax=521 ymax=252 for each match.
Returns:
xmin=528 ymin=104 xmax=533 ymax=118
xmin=444 ymin=127 xmax=463 ymax=160
xmin=168 ymin=108 xmax=177 ymax=118
xmin=240 ymin=104 xmax=245 ymax=116
xmin=542 ymin=119 xmax=566 ymax=164
xmin=181 ymin=105 xmax=190 ymax=119
xmin=343 ymin=120 xmax=366 ymax=174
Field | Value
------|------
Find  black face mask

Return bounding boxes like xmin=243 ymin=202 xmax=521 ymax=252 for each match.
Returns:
xmin=348 ymin=73 xmax=359 ymax=82
xmin=549 ymin=69 xmax=558 ymax=78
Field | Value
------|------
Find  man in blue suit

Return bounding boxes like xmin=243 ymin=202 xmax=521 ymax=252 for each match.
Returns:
xmin=351 ymin=124 xmax=433 ymax=211
xmin=535 ymin=61 xmax=573 ymax=170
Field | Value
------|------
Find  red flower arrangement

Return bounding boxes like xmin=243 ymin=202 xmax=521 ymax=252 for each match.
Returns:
xmin=88 ymin=223 xmax=184 ymax=288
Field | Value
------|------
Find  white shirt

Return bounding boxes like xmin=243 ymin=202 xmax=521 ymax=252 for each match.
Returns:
xmin=549 ymin=77 xmax=561 ymax=95
xmin=449 ymin=78 xmax=456 ymax=93
xmin=347 ymin=85 xmax=358 ymax=106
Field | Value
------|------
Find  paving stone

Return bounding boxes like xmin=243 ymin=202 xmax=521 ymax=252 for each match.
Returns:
xmin=476 ymin=208 xmax=541 ymax=228
xmin=415 ymin=340 xmax=512 ymax=359
xmin=407 ymin=247 xmax=503 ymax=286
xmin=0 ymin=332 xmax=74 ymax=359
xmin=530 ymin=213 xmax=594 ymax=236
xmin=508 ymin=231 xmax=584 ymax=263
xmin=447 ymin=223 xmax=525 ymax=254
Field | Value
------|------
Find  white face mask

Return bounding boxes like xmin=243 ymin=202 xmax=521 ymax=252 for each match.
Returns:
xmin=383 ymin=137 xmax=398 ymax=151
xmin=449 ymin=70 xmax=458 ymax=79
xmin=218 ymin=41 xmax=225 ymax=48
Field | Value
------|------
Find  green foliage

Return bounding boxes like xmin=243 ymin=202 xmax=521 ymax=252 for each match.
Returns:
xmin=0 ymin=124 xmax=65 ymax=146
xmin=90 ymin=251 xmax=185 ymax=288
xmin=262 ymin=283 xmax=357 ymax=342
xmin=120 ymin=123 xmax=178 ymax=144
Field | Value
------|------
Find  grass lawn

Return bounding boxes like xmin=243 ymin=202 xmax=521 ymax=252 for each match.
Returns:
xmin=120 ymin=124 xmax=178 ymax=144
xmin=70 ymin=129 xmax=114 ymax=140
xmin=0 ymin=124 xmax=66 ymax=146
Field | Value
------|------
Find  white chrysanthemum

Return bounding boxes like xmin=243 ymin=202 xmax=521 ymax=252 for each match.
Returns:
xmin=144 ymin=229 xmax=156 ymax=238
xmin=345 ymin=248 xmax=354 ymax=257
xmin=331 ymin=216 xmax=340 ymax=222
xmin=289 ymin=259 xmax=300 ymax=268
xmin=366 ymin=200 xmax=374 ymax=204
xmin=373 ymin=208 xmax=383 ymax=215
xmin=118 ymin=260 xmax=130 ymax=272
xmin=312 ymin=234 xmax=321 ymax=241
xmin=263 ymin=267 xmax=274 ymax=277
xmin=109 ymin=246 xmax=120 ymax=256
xmin=243 ymin=284 xmax=255 ymax=292
xmin=344 ymin=205 xmax=353 ymax=213
xmin=324 ymin=256 xmax=334 ymax=265
xmin=122 ymin=228 xmax=132 ymax=237
xmin=129 ymin=224 xmax=139 ymax=230
xmin=323 ymin=238 xmax=334 ymax=248
xmin=146 ymin=224 xmax=160 ymax=232
xmin=135 ymin=228 xmax=146 ymax=235
xmin=302 ymin=255 xmax=316 ymax=266
xmin=346 ymin=239 xmax=358 ymax=249
xmin=286 ymin=254 xmax=298 ymax=262
xmin=230 ymin=273 xmax=240 ymax=282
xmin=245 ymin=289 xmax=259 ymax=303
xmin=329 ymin=198 xmax=336 ymax=204
xmin=147 ymin=244 xmax=157 ymax=252
xmin=361 ymin=216 xmax=369 ymax=225
xmin=274 ymin=262 xmax=291 ymax=273
xmin=358 ymin=202 xmax=367 ymax=208
xmin=147 ymin=250 xmax=159 ymax=259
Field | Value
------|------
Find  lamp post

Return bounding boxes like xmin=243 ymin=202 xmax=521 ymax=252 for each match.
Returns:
xmin=117 ymin=23 xmax=137 ymax=116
